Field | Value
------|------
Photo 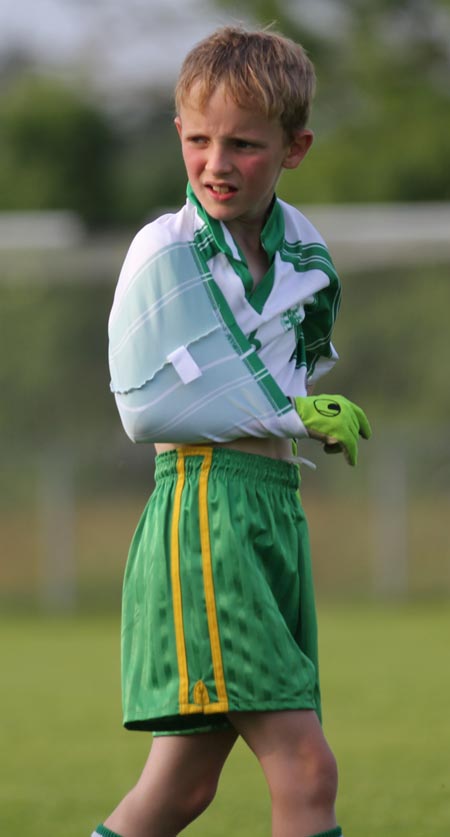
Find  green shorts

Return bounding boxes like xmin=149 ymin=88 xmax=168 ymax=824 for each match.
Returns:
xmin=121 ymin=446 xmax=321 ymax=735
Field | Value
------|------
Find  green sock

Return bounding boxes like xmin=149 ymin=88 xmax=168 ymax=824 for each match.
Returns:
xmin=91 ymin=825 xmax=123 ymax=837
xmin=91 ymin=823 xmax=342 ymax=837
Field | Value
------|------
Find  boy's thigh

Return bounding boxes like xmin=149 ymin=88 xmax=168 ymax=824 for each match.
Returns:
xmin=140 ymin=727 xmax=238 ymax=788
xmin=228 ymin=709 xmax=329 ymax=762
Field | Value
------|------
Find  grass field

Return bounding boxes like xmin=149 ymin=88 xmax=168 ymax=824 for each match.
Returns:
xmin=2 ymin=603 xmax=449 ymax=837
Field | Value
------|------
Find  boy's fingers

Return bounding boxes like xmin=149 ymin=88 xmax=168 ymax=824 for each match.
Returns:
xmin=326 ymin=439 xmax=356 ymax=466
xmin=324 ymin=441 xmax=343 ymax=455
xmin=354 ymin=404 xmax=372 ymax=440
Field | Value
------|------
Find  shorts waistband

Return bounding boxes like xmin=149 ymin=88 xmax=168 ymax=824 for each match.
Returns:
xmin=155 ymin=446 xmax=300 ymax=489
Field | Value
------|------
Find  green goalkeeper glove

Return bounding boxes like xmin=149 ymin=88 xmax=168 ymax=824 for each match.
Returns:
xmin=294 ymin=395 xmax=372 ymax=467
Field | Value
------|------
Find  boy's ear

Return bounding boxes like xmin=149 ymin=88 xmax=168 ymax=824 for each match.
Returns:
xmin=282 ymin=129 xmax=314 ymax=170
xmin=174 ymin=116 xmax=182 ymax=138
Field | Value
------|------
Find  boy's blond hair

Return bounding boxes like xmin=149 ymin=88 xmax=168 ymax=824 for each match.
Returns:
xmin=175 ymin=26 xmax=316 ymax=137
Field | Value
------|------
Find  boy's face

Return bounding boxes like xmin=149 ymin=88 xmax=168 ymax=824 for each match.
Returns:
xmin=175 ymin=85 xmax=312 ymax=235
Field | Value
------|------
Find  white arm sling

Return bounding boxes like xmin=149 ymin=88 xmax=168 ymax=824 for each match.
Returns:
xmin=108 ymin=231 xmax=306 ymax=444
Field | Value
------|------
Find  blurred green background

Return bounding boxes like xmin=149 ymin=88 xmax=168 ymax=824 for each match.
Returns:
xmin=1 ymin=1 xmax=450 ymax=835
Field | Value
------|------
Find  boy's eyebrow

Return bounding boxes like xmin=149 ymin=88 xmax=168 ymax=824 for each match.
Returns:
xmin=184 ymin=128 xmax=265 ymax=142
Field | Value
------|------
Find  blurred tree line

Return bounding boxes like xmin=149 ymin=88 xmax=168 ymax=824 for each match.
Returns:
xmin=1 ymin=0 xmax=449 ymax=229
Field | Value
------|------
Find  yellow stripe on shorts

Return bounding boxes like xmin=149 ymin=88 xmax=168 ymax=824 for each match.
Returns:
xmin=170 ymin=446 xmax=229 ymax=715
xmin=198 ymin=449 xmax=229 ymax=712
xmin=170 ymin=450 xmax=190 ymax=711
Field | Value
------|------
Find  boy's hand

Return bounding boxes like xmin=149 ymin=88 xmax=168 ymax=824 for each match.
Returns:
xmin=294 ymin=395 xmax=372 ymax=466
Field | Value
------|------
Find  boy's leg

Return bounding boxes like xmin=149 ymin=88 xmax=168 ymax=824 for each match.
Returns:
xmin=101 ymin=727 xmax=237 ymax=837
xmin=229 ymin=709 xmax=339 ymax=837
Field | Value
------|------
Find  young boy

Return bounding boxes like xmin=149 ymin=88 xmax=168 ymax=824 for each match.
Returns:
xmin=95 ymin=25 xmax=371 ymax=837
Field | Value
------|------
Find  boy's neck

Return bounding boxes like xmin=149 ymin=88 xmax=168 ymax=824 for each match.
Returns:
xmin=224 ymin=205 xmax=273 ymax=287
xmin=225 ymin=220 xmax=261 ymax=253
xmin=225 ymin=222 xmax=270 ymax=288
xmin=224 ymin=196 xmax=274 ymax=251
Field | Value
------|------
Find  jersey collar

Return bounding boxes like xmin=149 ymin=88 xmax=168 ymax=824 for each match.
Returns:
xmin=187 ymin=183 xmax=285 ymax=313
xmin=186 ymin=182 xmax=285 ymax=264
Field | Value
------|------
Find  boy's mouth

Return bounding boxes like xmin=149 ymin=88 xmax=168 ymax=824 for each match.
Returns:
xmin=206 ymin=183 xmax=237 ymax=195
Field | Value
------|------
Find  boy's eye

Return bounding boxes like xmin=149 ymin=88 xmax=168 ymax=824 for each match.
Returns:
xmin=188 ymin=136 xmax=208 ymax=146
xmin=234 ymin=139 xmax=255 ymax=149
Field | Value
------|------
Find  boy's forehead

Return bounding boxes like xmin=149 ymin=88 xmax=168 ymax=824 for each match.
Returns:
xmin=178 ymin=83 xmax=280 ymax=131
xmin=181 ymin=81 xmax=241 ymax=110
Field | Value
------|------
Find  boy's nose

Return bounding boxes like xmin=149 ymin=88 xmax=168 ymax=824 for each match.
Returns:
xmin=205 ymin=145 xmax=233 ymax=175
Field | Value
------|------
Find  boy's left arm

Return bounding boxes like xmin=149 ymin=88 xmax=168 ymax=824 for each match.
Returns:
xmin=294 ymin=394 xmax=372 ymax=467
xmin=295 ymin=247 xmax=371 ymax=465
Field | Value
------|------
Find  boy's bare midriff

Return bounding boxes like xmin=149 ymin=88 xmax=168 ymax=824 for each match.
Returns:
xmin=154 ymin=436 xmax=293 ymax=460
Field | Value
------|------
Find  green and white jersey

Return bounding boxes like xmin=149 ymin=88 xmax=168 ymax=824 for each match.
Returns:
xmin=109 ymin=186 xmax=341 ymax=444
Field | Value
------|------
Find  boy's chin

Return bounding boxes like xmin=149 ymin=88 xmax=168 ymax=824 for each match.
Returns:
xmin=202 ymin=200 xmax=239 ymax=222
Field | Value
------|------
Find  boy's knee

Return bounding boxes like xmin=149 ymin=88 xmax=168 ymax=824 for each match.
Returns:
xmin=177 ymin=773 xmax=219 ymax=824
xmin=304 ymin=744 xmax=338 ymax=809
xmin=273 ymin=741 xmax=338 ymax=811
